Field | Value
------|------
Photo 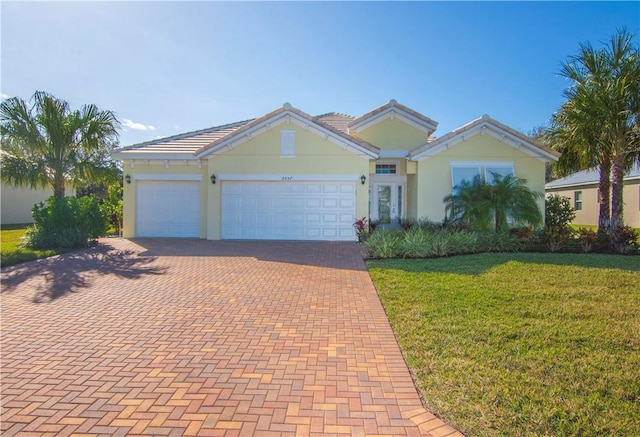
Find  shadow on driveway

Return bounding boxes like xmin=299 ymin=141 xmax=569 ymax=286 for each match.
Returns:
xmin=1 ymin=241 xmax=166 ymax=303
xmin=131 ymin=238 xmax=368 ymax=271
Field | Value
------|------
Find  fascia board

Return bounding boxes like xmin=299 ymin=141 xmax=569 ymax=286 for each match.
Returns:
xmin=411 ymin=123 xmax=558 ymax=162
xmin=112 ymin=152 xmax=197 ymax=161
xmin=197 ymin=111 xmax=378 ymax=160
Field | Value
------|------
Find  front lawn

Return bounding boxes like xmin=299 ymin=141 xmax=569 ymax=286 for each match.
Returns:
xmin=1 ymin=224 xmax=69 ymax=267
xmin=368 ymin=253 xmax=640 ymax=436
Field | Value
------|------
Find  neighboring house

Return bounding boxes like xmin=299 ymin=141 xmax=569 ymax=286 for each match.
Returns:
xmin=545 ymin=163 xmax=640 ymax=228
xmin=1 ymin=183 xmax=77 ymax=225
xmin=112 ymin=100 xmax=559 ymax=241
xmin=1 ymin=183 xmax=54 ymax=225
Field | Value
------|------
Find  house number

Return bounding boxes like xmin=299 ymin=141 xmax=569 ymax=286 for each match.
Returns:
xmin=281 ymin=176 xmax=293 ymax=181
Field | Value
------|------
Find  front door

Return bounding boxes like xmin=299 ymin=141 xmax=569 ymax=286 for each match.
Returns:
xmin=372 ymin=183 xmax=403 ymax=224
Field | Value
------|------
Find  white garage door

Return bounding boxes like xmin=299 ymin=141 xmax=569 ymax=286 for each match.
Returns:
xmin=222 ymin=181 xmax=356 ymax=241
xmin=136 ymin=180 xmax=200 ymax=237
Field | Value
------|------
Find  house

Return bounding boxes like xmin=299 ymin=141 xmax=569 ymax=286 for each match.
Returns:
xmin=112 ymin=100 xmax=559 ymax=241
xmin=545 ymin=163 xmax=640 ymax=228
xmin=1 ymin=182 xmax=78 ymax=225
xmin=1 ymin=183 xmax=54 ymax=225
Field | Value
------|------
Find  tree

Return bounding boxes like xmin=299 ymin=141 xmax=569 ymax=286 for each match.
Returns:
xmin=547 ymin=29 xmax=640 ymax=232
xmin=1 ymin=91 xmax=120 ymax=197
xmin=444 ymin=173 xmax=543 ymax=232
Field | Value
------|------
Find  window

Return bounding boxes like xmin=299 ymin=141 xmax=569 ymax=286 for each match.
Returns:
xmin=450 ymin=162 xmax=514 ymax=190
xmin=375 ymin=164 xmax=397 ymax=174
xmin=484 ymin=165 xmax=514 ymax=183
xmin=280 ymin=130 xmax=295 ymax=157
xmin=574 ymin=191 xmax=583 ymax=211
xmin=451 ymin=166 xmax=482 ymax=189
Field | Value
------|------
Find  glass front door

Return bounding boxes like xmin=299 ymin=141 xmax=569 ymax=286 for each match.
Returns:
xmin=377 ymin=185 xmax=392 ymax=223
xmin=373 ymin=183 xmax=403 ymax=224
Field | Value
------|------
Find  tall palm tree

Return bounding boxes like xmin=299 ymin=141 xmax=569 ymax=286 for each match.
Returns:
xmin=1 ymin=91 xmax=120 ymax=197
xmin=547 ymin=29 xmax=640 ymax=232
xmin=444 ymin=173 xmax=543 ymax=232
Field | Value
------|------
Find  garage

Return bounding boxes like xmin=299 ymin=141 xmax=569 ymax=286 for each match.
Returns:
xmin=221 ymin=180 xmax=356 ymax=241
xmin=136 ymin=180 xmax=200 ymax=237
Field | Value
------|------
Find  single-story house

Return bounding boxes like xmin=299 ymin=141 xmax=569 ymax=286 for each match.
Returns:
xmin=112 ymin=100 xmax=559 ymax=241
xmin=545 ymin=163 xmax=640 ymax=228
xmin=1 ymin=182 xmax=77 ymax=225
xmin=1 ymin=183 xmax=54 ymax=225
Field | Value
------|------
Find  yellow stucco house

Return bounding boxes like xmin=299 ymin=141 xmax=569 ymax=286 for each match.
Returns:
xmin=112 ymin=100 xmax=559 ymax=241
xmin=545 ymin=164 xmax=640 ymax=228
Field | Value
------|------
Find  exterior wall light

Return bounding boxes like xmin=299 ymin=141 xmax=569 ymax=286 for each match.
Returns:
xmin=125 ymin=174 xmax=131 ymax=184
xmin=360 ymin=174 xmax=367 ymax=185
xmin=210 ymin=174 xmax=217 ymax=184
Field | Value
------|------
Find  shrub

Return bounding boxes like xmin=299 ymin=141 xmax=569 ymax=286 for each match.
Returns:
xmin=479 ymin=231 xmax=522 ymax=252
xmin=577 ymin=228 xmax=598 ymax=253
xmin=545 ymin=194 xmax=576 ymax=228
xmin=363 ymin=230 xmax=403 ymax=258
xmin=613 ymin=226 xmax=639 ymax=254
xmin=353 ymin=217 xmax=370 ymax=242
xmin=541 ymin=195 xmax=576 ymax=252
xmin=23 ymin=196 xmax=108 ymax=249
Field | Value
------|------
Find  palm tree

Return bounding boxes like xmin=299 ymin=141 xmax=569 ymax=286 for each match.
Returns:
xmin=1 ymin=91 xmax=120 ymax=197
xmin=547 ymin=29 xmax=640 ymax=232
xmin=444 ymin=173 xmax=543 ymax=232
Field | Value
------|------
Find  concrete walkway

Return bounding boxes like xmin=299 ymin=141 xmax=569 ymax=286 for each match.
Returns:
xmin=1 ymin=238 xmax=462 ymax=436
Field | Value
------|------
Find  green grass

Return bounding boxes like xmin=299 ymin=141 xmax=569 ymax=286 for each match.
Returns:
xmin=1 ymin=224 xmax=70 ymax=267
xmin=368 ymin=253 xmax=640 ymax=436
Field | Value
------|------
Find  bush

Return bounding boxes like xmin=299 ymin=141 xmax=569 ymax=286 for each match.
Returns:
xmin=23 ymin=196 xmax=108 ymax=249
xmin=541 ymin=195 xmax=576 ymax=252
xmin=479 ymin=231 xmax=522 ymax=252
xmin=364 ymin=228 xmax=521 ymax=259
xmin=612 ymin=226 xmax=639 ymax=254
xmin=577 ymin=228 xmax=598 ymax=253
xmin=363 ymin=229 xmax=403 ymax=258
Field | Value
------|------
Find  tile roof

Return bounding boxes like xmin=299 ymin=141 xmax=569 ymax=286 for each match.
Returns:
xmin=546 ymin=162 xmax=640 ymax=189
xmin=114 ymin=120 xmax=253 ymax=155
xmin=194 ymin=105 xmax=378 ymax=158
xmin=113 ymin=111 xmax=364 ymax=158
xmin=349 ymin=99 xmax=438 ymax=133
xmin=315 ymin=113 xmax=354 ymax=134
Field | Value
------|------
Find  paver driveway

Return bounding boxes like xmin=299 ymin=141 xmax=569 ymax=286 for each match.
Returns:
xmin=1 ymin=238 xmax=462 ymax=436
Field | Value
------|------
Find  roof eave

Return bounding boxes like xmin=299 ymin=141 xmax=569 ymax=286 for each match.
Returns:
xmin=195 ymin=104 xmax=379 ymax=160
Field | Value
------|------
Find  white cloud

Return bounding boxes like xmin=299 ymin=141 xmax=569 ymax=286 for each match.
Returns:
xmin=0 ymin=93 xmax=9 ymax=100
xmin=122 ymin=118 xmax=156 ymax=131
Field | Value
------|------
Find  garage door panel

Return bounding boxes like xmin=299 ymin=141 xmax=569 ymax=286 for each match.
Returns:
xmin=136 ymin=181 xmax=200 ymax=238
xmin=222 ymin=181 xmax=356 ymax=241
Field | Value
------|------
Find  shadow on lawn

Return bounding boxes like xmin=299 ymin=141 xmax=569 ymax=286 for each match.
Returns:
xmin=367 ymin=252 xmax=640 ymax=275
xmin=1 ymin=242 xmax=166 ymax=303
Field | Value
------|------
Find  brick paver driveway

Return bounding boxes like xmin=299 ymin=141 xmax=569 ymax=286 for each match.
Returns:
xmin=1 ymin=239 xmax=462 ymax=436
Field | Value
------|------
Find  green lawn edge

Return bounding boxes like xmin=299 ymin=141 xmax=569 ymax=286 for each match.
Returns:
xmin=368 ymin=253 xmax=640 ymax=436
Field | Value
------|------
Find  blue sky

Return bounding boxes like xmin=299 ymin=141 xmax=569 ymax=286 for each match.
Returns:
xmin=2 ymin=1 xmax=638 ymax=147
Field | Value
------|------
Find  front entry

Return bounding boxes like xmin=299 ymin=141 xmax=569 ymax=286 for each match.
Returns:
xmin=371 ymin=182 xmax=404 ymax=224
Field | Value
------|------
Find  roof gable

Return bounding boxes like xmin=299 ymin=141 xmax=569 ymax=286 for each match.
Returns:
xmin=408 ymin=115 xmax=560 ymax=162
xmin=348 ymin=99 xmax=438 ymax=135
xmin=195 ymin=104 xmax=379 ymax=159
